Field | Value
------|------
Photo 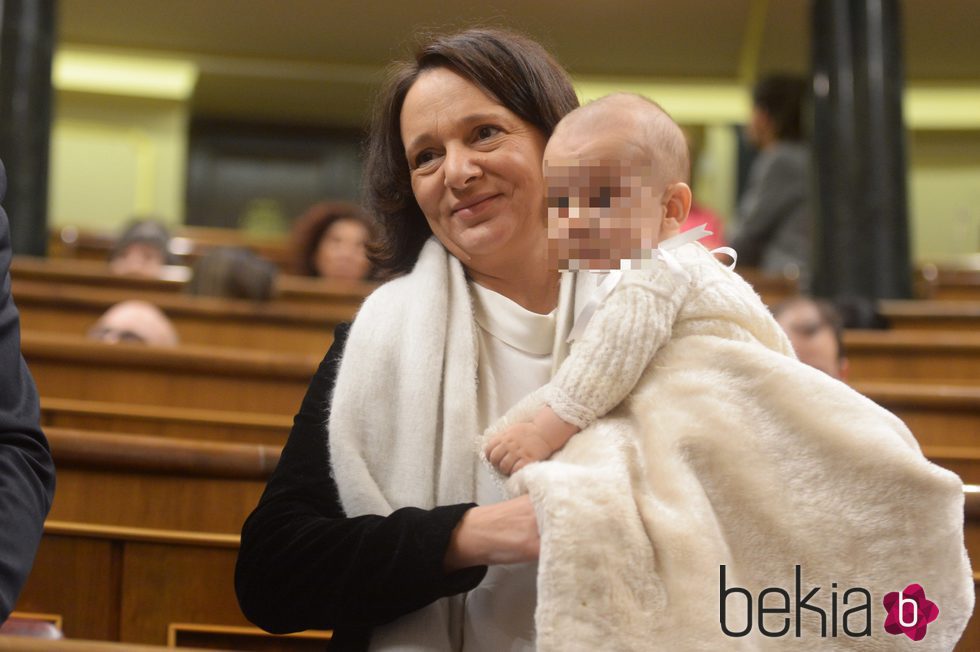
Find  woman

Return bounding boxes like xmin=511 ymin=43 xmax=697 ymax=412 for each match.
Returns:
xmin=730 ymin=75 xmax=810 ymax=280
xmin=236 ymin=28 xmax=579 ymax=650
xmin=289 ymin=202 xmax=376 ymax=280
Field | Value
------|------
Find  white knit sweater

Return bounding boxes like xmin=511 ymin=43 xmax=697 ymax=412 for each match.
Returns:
xmin=543 ymin=241 xmax=793 ymax=431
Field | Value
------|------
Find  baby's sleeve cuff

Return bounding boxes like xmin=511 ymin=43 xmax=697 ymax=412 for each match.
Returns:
xmin=543 ymin=384 xmax=596 ymax=431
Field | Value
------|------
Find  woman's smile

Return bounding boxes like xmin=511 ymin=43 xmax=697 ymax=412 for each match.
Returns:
xmin=451 ymin=193 xmax=503 ymax=222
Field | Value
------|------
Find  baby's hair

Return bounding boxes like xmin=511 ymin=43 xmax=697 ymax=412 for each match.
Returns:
xmin=555 ymin=93 xmax=690 ymax=188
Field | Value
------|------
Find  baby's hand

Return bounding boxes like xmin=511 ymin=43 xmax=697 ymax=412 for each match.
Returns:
xmin=484 ymin=422 xmax=556 ymax=476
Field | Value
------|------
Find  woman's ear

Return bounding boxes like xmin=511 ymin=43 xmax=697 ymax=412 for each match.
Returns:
xmin=662 ymin=183 xmax=692 ymax=235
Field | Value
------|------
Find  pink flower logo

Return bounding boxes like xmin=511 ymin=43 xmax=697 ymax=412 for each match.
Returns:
xmin=882 ymin=584 xmax=939 ymax=641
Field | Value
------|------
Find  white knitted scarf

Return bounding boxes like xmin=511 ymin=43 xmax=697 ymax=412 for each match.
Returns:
xmin=330 ymin=237 xmax=481 ymax=517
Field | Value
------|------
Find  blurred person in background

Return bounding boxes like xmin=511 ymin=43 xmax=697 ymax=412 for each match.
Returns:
xmin=773 ymin=296 xmax=848 ymax=380
xmin=108 ymin=218 xmax=174 ymax=278
xmin=87 ymin=300 xmax=179 ymax=347
xmin=186 ymin=247 xmax=277 ymax=301
xmin=730 ymin=75 xmax=810 ymax=281
xmin=289 ymin=202 xmax=375 ymax=281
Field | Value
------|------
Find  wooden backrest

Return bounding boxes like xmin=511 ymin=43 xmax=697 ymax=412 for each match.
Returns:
xmin=11 ymin=255 xmax=375 ymax=309
xmin=50 ymin=224 xmax=294 ymax=271
xmin=13 ymin=280 xmax=346 ymax=354
xmin=23 ymin=332 xmax=317 ymax=415
xmin=916 ymin=264 xmax=980 ymax=302
xmin=843 ymin=330 xmax=980 ymax=384
xmin=15 ymin=521 xmax=244 ymax=645
xmin=45 ymin=427 xmax=277 ymax=533
xmin=40 ymin=397 xmax=290 ymax=446
xmin=879 ymin=300 xmax=980 ymax=332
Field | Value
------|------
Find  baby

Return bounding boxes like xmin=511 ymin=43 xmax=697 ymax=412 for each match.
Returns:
xmin=484 ymin=93 xmax=789 ymax=475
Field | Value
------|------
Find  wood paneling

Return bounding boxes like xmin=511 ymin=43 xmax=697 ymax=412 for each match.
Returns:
xmin=844 ymin=330 xmax=980 ymax=384
xmin=926 ymin=447 xmax=980 ymax=484
xmin=879 ymin=300 xmax=980 ymax=331
xmin=23 ymin=332 xmax=317 ymax=415
xmin=11 ymin=255 xmax=374 ymax=309
xmin=168 ymin=623 xmax=330 ymax=651
xmin=0 ymin=637 xmax=210 ymax=651
xmin=14 ymin=533 xmax=121 ymax=641
xmin=917 ymin=266 xmax=980 ymax=302
xmin=40 ymin=398 xmax=291 ymax=446
xmin=15 ymin=522 xmax=246 ymax=646
xmin=854 ymin=382 xmax=980 ymax=446
xmin=46 ymin=428 xmax=275 ymax=533
xmin=13 ymin=280 xmax=345 ymax=354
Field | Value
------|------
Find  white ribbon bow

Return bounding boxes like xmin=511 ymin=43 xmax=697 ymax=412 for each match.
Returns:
xmin=566 ymin=225 xmax=737 ymax=343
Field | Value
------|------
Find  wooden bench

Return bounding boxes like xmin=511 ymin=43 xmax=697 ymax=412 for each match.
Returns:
xmin=917 ymin=264 xmax=980 ymax=302
xmin=844 ymin=330 xmax=980 ymax=385
xmin=23 ymin=332 xmax=318 ymax=415
xmin=925 ymin=447 xmax=980 ymax=485
xmin=853 ymin=382 xmax=980 ymax=446
xmin=879 ymin=300 xmax=980 ymax=332
xmin=168 ymin=623 xmax=330 ymax=651
xmin=49 ymin=224 xmax=295 ymax=271
xmin=40 ymin=397 xmax=290 ymax=446
xmin=15 ymin=521 xmax=245 ymax=644
xmin=11 ymin=255 xmax=374 ymax=309
xmin=0 ymin=637 xmax=212 ymax=651
xmin=13 ymin=280 xmax=346 ymax=354
xmin=15 ymin=521 xmax=332 ymax=648
xmin=46 ymin=427 xmax=276 ymax=533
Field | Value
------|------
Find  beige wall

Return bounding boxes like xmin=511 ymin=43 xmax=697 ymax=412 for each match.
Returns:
xmin=46 ymin=73 xmax=979 ymax=264
xmin=908 ymin=130 xmax=980 ymax=263
xmin=48 ymin=91 xmax=188 ymax=231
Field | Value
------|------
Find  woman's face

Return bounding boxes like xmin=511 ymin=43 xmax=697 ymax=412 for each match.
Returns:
xmin=314 ymin=218 xmax=372 ymax=280
xmin=400 ymin=67 xmax=548 ymax=269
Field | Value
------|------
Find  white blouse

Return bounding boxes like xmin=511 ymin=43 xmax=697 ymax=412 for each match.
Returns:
xmin=462 ymin=279 xmax=556 ymax=652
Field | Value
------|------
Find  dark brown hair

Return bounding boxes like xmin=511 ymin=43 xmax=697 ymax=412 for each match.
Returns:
xmin=185 ymin=247 xmax=278 ymax=302
xmin=752 ymin=75 xmax=808 ymax=142
xmin=363 ymin=28 xmax=579 ymax=276
xmin=288 ymin=201 xmax=376 ymax=277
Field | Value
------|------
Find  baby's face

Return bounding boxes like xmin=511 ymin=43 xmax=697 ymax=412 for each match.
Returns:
xmin=544 ymin=127 xmax=664 ymax=271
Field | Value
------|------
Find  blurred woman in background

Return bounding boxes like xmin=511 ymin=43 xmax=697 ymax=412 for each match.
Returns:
xmin=289 ymin=202 xmax=375 ymax=281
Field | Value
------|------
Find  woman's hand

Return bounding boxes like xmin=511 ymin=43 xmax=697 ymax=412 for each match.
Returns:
xmin=443 ymin=495 xmax=539 ymax=572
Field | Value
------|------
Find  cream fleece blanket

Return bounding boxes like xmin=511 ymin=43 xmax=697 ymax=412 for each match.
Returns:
xmin=492 ymin=332 xmax=974 ymax=650
xmin=331 ymin=236 xmax=973 ymax=649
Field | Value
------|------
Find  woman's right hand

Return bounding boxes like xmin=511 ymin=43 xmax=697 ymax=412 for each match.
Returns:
xmin=443 ymin=495 xmax=540 ymax=572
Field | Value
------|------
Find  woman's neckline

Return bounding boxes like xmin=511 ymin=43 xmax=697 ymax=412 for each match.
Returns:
xmin=469 ymin=280 xmax=556 ymax=356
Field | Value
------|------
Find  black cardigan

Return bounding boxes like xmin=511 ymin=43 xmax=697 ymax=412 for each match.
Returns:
xmin=235 ymin=322 xmax=488 ymax=650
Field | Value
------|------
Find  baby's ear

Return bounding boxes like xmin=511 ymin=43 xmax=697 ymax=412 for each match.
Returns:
xmin=662 ymin=182 xmax=693 ymax=234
